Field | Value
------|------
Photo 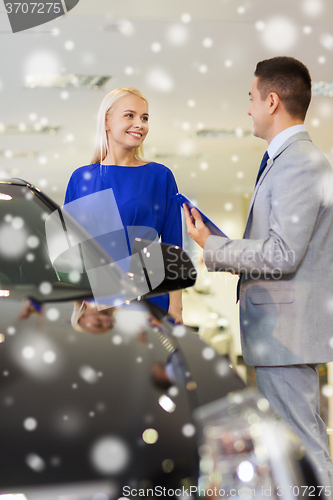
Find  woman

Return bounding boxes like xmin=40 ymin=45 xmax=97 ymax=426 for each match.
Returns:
xmin=71 ymin=301 xmax=117 ymax=334
xmin=65 ymin=88 xmax=183 ymax=323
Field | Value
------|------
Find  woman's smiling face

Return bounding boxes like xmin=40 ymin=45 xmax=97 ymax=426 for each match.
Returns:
xmin=105 ymin=93 xmax=149 ymax=152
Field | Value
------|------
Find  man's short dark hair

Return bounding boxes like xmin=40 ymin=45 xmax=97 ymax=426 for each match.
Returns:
xmin=254 ymin=56 xmax=312 ymax=120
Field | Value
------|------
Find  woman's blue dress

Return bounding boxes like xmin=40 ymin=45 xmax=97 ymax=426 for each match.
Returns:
xmin=64 ymin=162 xmax=182 ymax=312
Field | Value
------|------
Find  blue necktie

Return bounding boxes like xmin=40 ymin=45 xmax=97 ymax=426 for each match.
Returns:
xmin=255 ymin=151 xmax=269 ymax=185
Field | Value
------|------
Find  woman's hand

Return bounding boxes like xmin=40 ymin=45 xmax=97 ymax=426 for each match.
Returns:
xmin=168 ymin=290 xmax=183 ymax=324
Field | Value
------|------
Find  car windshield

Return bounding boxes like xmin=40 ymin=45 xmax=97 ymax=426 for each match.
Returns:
xmin=0 ymin=182 xmax=120 ymax=302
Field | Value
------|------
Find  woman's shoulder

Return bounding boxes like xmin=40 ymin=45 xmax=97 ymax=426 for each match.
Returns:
xmin=69 ymin=163 xmax=100 ymax=182
xmin=144 ymin=161 xmax=175 ymax=177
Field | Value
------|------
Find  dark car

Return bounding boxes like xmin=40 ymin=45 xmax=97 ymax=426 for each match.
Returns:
xmin=0 ymin=179 xmax=322 ymax=500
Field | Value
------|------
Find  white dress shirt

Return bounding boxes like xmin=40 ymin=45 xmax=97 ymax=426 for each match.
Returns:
xmin=268 ymin=124 xmax=306 ymax=159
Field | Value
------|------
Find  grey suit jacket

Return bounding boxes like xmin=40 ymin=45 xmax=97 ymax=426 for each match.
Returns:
xmin=204 ymin=132 xmax=333 ymax=366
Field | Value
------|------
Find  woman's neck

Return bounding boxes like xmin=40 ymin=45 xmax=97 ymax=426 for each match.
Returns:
xmin=102 ymin=149 xmax=142 ymax=167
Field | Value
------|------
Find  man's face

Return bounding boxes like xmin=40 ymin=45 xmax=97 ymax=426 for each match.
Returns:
xmin=248 ymin=77 xmax=271 ymax=141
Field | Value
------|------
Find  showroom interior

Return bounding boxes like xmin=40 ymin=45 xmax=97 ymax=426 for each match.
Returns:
xmin=1 ymin=0 xmax=333 ymax=462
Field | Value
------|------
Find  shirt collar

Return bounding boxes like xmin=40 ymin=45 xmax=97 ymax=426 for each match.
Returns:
xmin=267 ymin=124 xmax=306 ymax=159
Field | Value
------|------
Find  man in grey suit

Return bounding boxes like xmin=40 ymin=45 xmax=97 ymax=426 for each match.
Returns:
xmin=184 ymin=56 xmax=333 ymax=489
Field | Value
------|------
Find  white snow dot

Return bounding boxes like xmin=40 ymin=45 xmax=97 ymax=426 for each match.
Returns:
xmin=182 ymin=423 xmax=196 ymax=437
xmin=146 ymin=68 xmax=174 ymax=92
xmin=187 ymin=99 xmax=196 ymax=107
xmin=39 ymin=178 xmax=47 ymax=188
xmin=237 ymin=171 xmax=244 ymax=179
xmin=182 ymin=122 xmax=190 ymax=131
xmin=199 ymin=64 xmax=208 ymax=74
xmin=64 ymin=40 xmax=75 ymax=51
xmin=112 ymin=335 xmax=122 ymax=345
xmin=136 ymin=357 xmax=142 ymax=363
xmin=125 ymin=66 xmax=133 ymax=75
xmin=39 ymin=156 xmax=47 ymax=165
xmin=151 ymin=42 xmax=161 ymax=53
xmin=224 ymin=59 xmax=233 ymax=68
xmin=166 ymin=24 xmax=188 ymax=46
xmin=22 ymin=346 xmax=35 ymax=360
xmin=318 ymin=56 xmax=326 ymax=64
xmin=168 ymin=386 xmax=179 ymax=397
xmin=173 ymin=325 xmax=187 ymax=338
xmin=7 ymin=326 xmax=16 ymax=335
xmin=200 ymin=162 xmax=209 ymax=170
xmin=39 ymin=282 xmax=52 ymax=295
xmin=302 ymin=0 xmax=323 ymax=17
xmin=4 ymin=150 xmax=13 ymax=158
xmin=90 ymin=436 xmax=130 ymax=474
xmin=312 ymin=118 xmax=320 ymax=127
xmin=46 ymin=308 xmax=60 ymax=321
xmin=224 ymin=202 xmax=233 ymax=211
xmin=255 ymin=21 xmax=265 ymax=31
xmin=260 ymin=16 xmax=298 ymax=51
xmin=303 ymin=25 xmax=312 ymax=34
xmin=24 ymin=417 xmax=38 ymax=431
xmin=215 ymin=360 xmax=230 ymax=376
xmin=203 ymin=37 xmax=213 ymax=48
xmin=232 ymin=155 xmax=239 ymax=162
xmin=66 ymin=134 xmax=74 ymax=143
xmin=27 ymin=235 xmax=40 ymax=248
xmin=26 ymin=253 xmax=35 ymax=262
xmin=43 ymin=350 xmax=56 ymax=364
xmin=202 ymin=347 xmax=215 ymax=360
xmin=12 ymin=216 xmax=24 ymax=230
xmin=60 ymin=91 xmax=69 ymax=100
xmin=181 ymin=13 xmax=191 ymax=23
xmin=118 ymin=19 xmax=135 ymax=36
xmin=79 ymin=365 xmax=99 ymax=384
xmin=26 ymin=453 xmax=45 ymax=472
xmin=68 ymin=271 xmax=80 ymax=283
xmin=237 ymin=6 xmax=245 ymax=14
xmin=322 ymin=384 xmax=333 ymax=398
xmin=291 ymin=215 xmax=299 ymax=223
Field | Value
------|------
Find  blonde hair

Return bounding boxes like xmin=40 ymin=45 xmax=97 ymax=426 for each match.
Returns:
xmin=91 ymin=87 xmax=148 ymax=165
xmin=71 ymin=300 xmax=117 ymax=334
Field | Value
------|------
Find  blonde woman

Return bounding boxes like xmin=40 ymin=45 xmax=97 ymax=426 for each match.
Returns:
xmin=71 ymin=301 xmax=117 ymax=334
xmin=65 ymin=88 xmax=183 ymax=323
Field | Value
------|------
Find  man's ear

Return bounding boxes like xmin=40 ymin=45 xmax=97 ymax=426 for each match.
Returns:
xmin=268 ymin=92 xmax=279 ymax=115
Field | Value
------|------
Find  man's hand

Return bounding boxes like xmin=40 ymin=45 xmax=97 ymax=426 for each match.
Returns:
xmin=183 ymin=204 xmax=212 ymax=248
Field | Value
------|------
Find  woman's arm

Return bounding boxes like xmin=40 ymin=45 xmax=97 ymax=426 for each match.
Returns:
xmin=168 ymin=289 xmax=183 ymax=324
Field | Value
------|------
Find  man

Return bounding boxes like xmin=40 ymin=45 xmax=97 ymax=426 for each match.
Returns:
xmin=184 ymin=56 xmax=333 ymax=489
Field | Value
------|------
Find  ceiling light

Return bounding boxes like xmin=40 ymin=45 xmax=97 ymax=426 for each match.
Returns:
xmin=0 ymin=150 xmax=38 ymax=159
xmin=0 ymin=495 xmax=27 ymax=500
xmin=0 ymin=124 xmax=60 ymax=135
xmin=194 ymin=128 xmax=252 ymax=138
xmin=312 ymin=82 xmax=333 ymax=97
xmin=24 ymin=73 xmax=112 ymax=90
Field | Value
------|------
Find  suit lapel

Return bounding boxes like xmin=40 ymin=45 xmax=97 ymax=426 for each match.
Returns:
xmin=242 ymin=131 xmax=312 ymax=238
